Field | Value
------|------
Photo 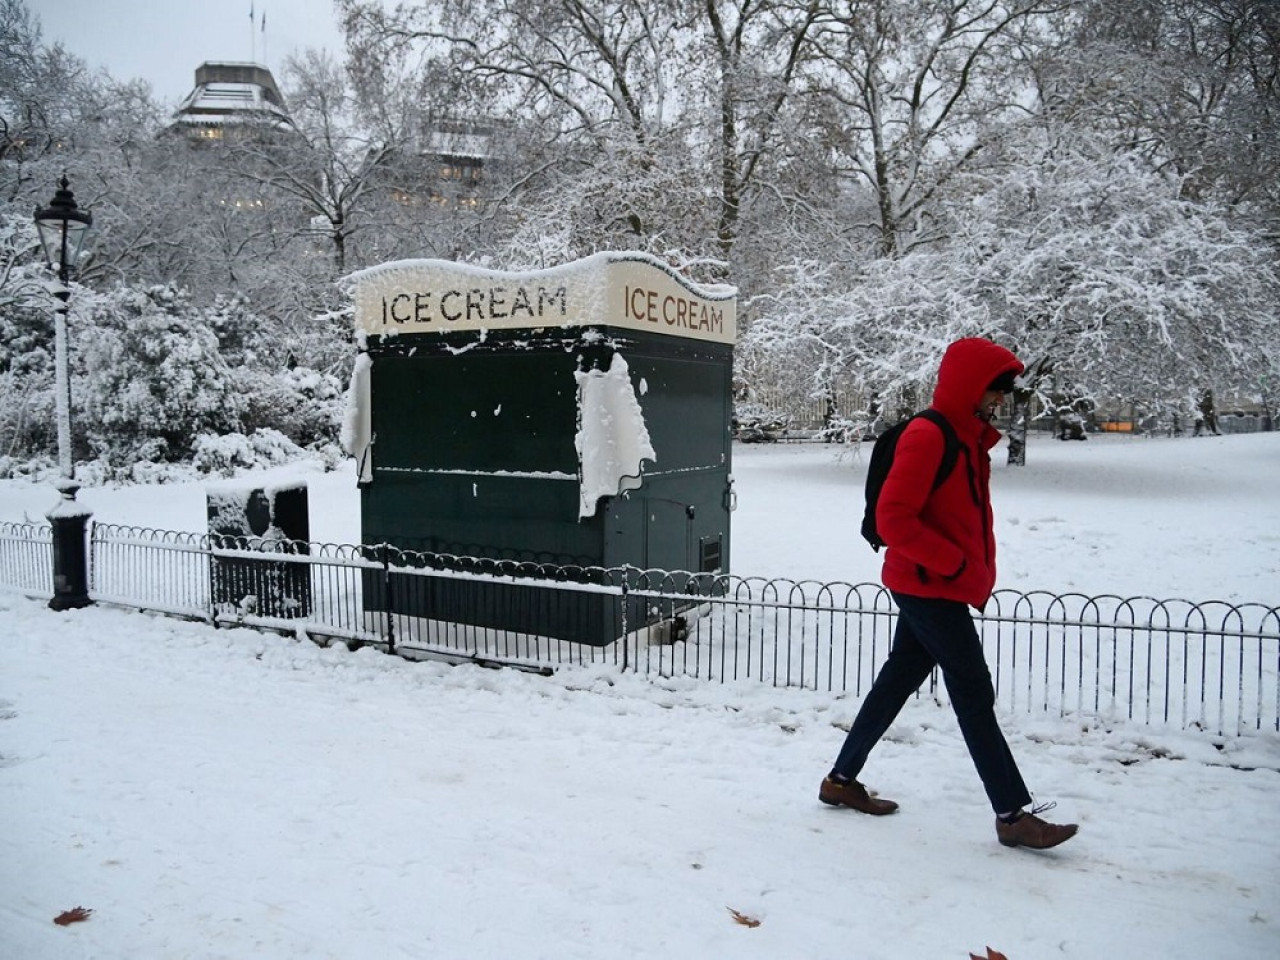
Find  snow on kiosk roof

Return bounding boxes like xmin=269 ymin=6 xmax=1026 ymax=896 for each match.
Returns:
xmin=347 ymin=252 xmax=737 ymax=345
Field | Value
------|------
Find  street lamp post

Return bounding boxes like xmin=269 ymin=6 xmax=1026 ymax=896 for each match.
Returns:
xmin=34 ymin=175 xmax=94 ymax=611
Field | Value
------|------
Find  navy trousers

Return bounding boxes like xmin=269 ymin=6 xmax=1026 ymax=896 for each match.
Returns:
xmin=831 ymin=592 xmax=1032 ymax=814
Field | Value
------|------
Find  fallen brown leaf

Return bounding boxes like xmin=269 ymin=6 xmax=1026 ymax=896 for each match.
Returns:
xmin=969 ymin=948 xmax=1008 ymax=960
xmin=53 ymin=906 xmax=93 ymax=926
xmin=727 ymin=906 xmax=761 ymax=928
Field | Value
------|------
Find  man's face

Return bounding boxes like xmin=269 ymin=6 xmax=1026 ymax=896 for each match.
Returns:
xmin=978 ymin=389 xmax=1005 ymax=421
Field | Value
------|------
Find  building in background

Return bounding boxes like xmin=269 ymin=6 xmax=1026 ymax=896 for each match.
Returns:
xmin=169 ymin=62 xmax=294 ymax=141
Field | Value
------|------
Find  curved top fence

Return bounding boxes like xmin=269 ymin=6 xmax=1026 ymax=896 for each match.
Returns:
xmin=1 ymin=520 xmax=1276 ymax=736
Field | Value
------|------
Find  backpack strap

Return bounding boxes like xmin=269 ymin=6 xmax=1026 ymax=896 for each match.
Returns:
xmin=914 ymin=409 xmax=960 ymax=493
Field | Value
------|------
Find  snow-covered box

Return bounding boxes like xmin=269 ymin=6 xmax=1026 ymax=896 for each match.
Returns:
xmin=206 ymin=480 xmax=311 ymax=620
xmin=343 ymin=252 xmax=736 ymax=646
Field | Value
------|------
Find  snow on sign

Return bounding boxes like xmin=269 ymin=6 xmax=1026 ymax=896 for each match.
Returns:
xmin=346 ymin=251 xmax=737 ymax=345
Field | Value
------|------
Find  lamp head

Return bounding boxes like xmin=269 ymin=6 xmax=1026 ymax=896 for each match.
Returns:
xmin=34 ymin=175 xmax=93 ymax=273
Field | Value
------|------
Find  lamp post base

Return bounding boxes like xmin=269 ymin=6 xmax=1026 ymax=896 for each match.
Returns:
xmin=47 ymin=477 xmax=93 ymax=611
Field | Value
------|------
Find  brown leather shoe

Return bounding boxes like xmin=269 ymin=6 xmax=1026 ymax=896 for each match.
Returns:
xmin=996 ymin=809 xmax=1078 ymax=849
xmin=818 ymin=776 xmax=899 ymax=815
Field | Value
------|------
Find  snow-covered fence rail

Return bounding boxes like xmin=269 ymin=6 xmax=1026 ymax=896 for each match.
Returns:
xmin=0 ymin=520 xmax=53 ymax=596
xmin=978 ymin=592 xmax=1280 ymax=735
xmin=88 ymin=525 xmax=379 ymax=644
xmin=1 ymin=522 xmax=1276 ymax=736
xmin=90 ymin=525 xmax=211 ymax=618
xmin=616 ymin=576 xmax=1280 ymax=735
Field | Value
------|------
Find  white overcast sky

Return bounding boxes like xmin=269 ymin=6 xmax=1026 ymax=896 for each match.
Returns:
xmin=30 ymin=0 xmax=348 ymax=106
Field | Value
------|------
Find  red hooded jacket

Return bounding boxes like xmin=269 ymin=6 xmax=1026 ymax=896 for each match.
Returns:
xmin=877 ymin=338 xmax=1023 ymax=610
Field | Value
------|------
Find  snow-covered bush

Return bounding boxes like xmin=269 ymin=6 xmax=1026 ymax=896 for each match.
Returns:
xmin=0 ymin=452 xmax=53 ymax=480
xmin=0 ymin=273 xmax=352 ymax=478
xmin=191 ymin=429 xmax=312 ymax=476
xmin=74 ymin=285 xmax=247 ymax=471
xmin=239 ymin=365 xmax=345 ymax=447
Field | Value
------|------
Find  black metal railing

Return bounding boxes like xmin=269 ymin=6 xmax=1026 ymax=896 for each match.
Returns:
xmin=0 ymin=520 xmax=1276 ymax=736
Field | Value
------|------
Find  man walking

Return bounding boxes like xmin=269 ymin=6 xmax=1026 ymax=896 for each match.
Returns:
xmin=820 ymin=337 xmax=1078 ymax=850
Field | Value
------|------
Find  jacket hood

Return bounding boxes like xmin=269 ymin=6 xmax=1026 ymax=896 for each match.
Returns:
xmin=932 ymin=337 xmax=1024 ymax=417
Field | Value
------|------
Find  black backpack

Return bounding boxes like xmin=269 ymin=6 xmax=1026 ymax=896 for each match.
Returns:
xmin=860 ymin=409 xmax=961 ymax=552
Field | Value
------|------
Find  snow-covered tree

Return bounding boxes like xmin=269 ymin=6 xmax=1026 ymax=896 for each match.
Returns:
xmin=0 ymin=0 xmax=88 ymax=200
xmin=220 ymin=50 xmax=400 ymax=279
xmin=743 ymin=135 xmax=1280 ymax=463
xmin=952 ymin=140 xmax=1280 ymax=447
xmin=0 ymin=213 xmax=56 ymax=464
xmin=741 ymin=250 xmax=991 ymax=434
xmin=336 ymin=0 xmax=830 ymax=282
xmin=1060 ymin=0 xmax=1280 ymax=225
xmin=811 ymin=0 xmax=1060 ymax=258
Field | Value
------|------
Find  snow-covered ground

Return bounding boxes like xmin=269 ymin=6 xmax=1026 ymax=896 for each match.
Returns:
xmin=2 ymin=431 xmax=1278 ymax=959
